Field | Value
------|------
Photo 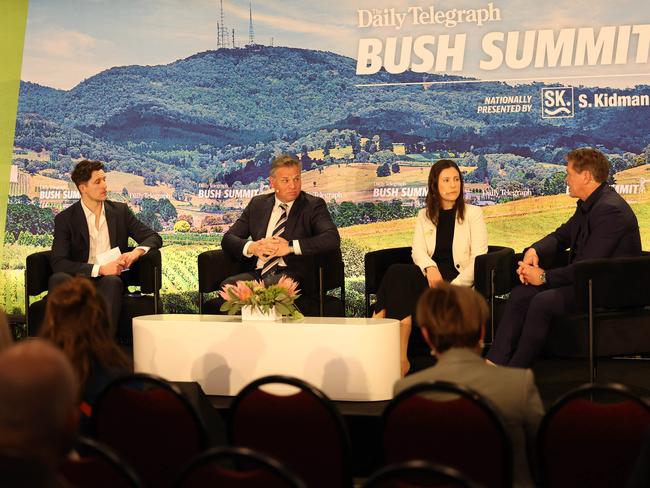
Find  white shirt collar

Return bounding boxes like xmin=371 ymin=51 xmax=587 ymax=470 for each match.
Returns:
xmin=274 ymin=196 xmax=294 ymax=212
xmin=80 ymin=199 xmax=105 ymax=221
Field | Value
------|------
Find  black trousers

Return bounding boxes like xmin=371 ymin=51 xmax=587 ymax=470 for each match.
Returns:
xmin=486 ymin=283 xmax=575 ymax=367
xmin=48 ymin=272 xmax=123 ymax=337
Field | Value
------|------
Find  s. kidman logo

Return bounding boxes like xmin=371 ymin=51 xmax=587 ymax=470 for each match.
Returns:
xmin=541 ymin=87 xmax=575 ymax=118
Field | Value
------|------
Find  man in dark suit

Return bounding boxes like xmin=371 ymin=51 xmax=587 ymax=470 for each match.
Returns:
xmin=50 ymin=160 xmax=162 ymax=336
xmin=221 ymin=154 xmax=340 ymax=289
xmin=487 ymin=148 xmax=642 ymax=367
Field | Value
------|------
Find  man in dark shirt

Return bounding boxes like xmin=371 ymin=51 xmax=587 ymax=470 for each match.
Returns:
xmin=487 ymin=148 xmax=642 ymax=367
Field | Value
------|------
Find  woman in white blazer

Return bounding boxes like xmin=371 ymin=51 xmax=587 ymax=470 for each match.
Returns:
xmin=373 ymin=159 xmax=488 ymax=376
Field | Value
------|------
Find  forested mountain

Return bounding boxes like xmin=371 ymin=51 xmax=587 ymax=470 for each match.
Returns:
xmin=15 ymin=45 xmax=650 ymax=187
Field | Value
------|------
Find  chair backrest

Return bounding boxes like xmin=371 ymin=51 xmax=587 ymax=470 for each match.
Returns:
xmin=364 ymin=246 xmax=412 ymax=316
xmin=175 ymin=446 xmax=306 ymax=488
xmin=473 ymin=245 xmax=514 ymax=299
xmin=382 ymin=381 xmax=512 ymax=488
xmin=300 ymin=247 xmax=345 ymax=297
xmin=536 ymin=382 xmax=650 ymax=488
xmin=362 ymin=460 xmax=485 ymax=488
xmin=122 ymin=247 xmax=162 ymax=293
xmin=25 ymin=250 xmax=53 ymax=297
xmin=91 ymin=373 xmax=209 ymax=488
xmin=573 ymin=255 xmax=650 ymax=312
xmin=229 ymin=375 xmax=352 ymax=488
xmin=60 ymin=437 xmax=143 ymax=488
xmin=198 ymin=249 xmax=252 ymax=294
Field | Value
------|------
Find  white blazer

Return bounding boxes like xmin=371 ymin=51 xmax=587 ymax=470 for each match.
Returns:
xmin=411 ymin=204 xmax=488 ymax=287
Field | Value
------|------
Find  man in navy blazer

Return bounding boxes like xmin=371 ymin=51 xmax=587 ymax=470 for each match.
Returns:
xmin=487 ymin=148 xmax=642 ymax=367
xmin=50 ymin=160 xmax=162 ymax=335
xmin=221 ymin=154 xmax=340 ymax=290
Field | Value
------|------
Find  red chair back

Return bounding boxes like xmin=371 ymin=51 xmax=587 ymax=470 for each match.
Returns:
xmin=230 ymin=375 xmax=352 ymax=488
xmin=60 ymin=437 xmax=142 ymax=488
xmin=91 ymin=374 xmax=208 ymax=488
xmin=382 ymin=382 xmax=511 ymax=488
xmin=362 ymin=460 xmax=484 ymax=488
xmin=537 ymin=383 xmax=650 ymax=488
xmin=176 ymin=446 xmax=305 ymax=488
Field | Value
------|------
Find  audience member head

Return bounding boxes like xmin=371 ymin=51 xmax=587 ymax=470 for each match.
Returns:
xmin=416 ymin=282 xmax=488 ymax=355
xmin=565 ymin=148 xmax=609 ymax=200
xmin=39 ymin=277 xmax=131 ymax=392
xmin=0 ymin=309 xmax=13 ymax=351
xmin=270 ymin=153 xmax=302 ymax=203
xmin=0 ymin=339 xmax=79 ymax=468
xmin=426 ymin=159 xmax=466 ymax=225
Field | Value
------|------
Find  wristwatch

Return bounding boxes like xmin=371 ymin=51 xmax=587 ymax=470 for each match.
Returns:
xmin=539 ymin=271 xmax=547 ymax=284
xmin=288 ymin=244 xmax=294 ymax=254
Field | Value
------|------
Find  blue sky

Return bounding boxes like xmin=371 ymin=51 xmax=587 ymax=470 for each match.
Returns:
xmin=20 ymin=0 xmax=650 ymax=89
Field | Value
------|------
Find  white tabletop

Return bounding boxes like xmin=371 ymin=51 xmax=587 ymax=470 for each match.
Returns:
xmin=133 ymin=314 xmax=401 ymax=401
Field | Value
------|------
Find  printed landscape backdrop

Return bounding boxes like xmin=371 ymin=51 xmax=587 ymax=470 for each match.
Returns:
xmin=1 ymin=0 xmax=650 ymax=316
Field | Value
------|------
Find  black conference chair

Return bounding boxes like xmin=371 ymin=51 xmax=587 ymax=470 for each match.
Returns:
xmin=364 ymin=245 xmax=514 ymax=341
xmin=472 ymin=245 xmax=514 ymax=344
xmin=24 ymin=248 xmax=162 ymax=342
xmin=364 ymin=246 xmax=412 ymax=317
xmin=198 ymin=248 xmax=345 ymax=317
xmin=382 ymin=381 xmax=513 ymax=488
xmin=175 ymin=446 xmax=306 ymax=488
xmin=536 ymin=383 xmax=650 ymax=488
xmin=512 ymin=251 xmax=650 ymax=381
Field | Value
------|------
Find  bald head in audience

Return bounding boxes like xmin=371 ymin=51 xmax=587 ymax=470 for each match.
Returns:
xmin=0 ymin=339 xmax=79 ymax=468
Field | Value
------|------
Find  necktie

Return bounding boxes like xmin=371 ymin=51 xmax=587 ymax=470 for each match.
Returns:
xmin=261 ymin=203 xmax=288 ymax=277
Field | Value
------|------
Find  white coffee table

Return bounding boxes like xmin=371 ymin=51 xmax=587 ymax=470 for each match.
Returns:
xmin=133 ymin=314 xmax=400 ymax=401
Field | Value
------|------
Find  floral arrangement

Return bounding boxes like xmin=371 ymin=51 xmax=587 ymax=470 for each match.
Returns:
xmin=219 ymin=275 xmax=304 ymax=319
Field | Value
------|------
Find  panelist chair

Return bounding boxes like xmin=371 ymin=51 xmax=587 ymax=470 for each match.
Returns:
xmin=197 ymin=248 xmax=345 ymax=317
xmin=509 ymin=250 xmax=650 ymax=382
xmin=24 ymin=248 xmax=162 ymax=342
xmin=364 ymin=245 xmax=514 ymax=343
xmin=544 ymin=252 xmax=650 ymax=382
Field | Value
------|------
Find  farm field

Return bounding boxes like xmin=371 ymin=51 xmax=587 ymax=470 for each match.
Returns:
xmin=341 ymin=193 xmax=650 ymax=251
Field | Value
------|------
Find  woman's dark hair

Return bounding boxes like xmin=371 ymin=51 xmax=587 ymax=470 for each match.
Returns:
xmin=425 ymin=159 xmax=466 ymax=225
xmin=39 ymin=277 xmax=131 ymax=393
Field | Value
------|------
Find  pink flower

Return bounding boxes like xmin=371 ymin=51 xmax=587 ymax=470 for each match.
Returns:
xmin=234 ymin=281 xmax=254 ymax=301
xmin=277 ymin=275 xmax=300 ymax=298
xmin=219 ymin=281 xmax=254 ymax=302
xmin=218 ymin=283 xmax=236 ymax=301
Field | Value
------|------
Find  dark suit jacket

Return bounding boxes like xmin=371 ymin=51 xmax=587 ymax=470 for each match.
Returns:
xmin=51 ymin=200 xmax=163 ymax=276
xmin=531 ymin=184 xmax=641 ymax=287
xmin=221 ymin=191 xmax=340 ymax=274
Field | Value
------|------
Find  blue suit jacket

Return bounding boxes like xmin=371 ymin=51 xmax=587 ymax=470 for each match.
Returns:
xmin=221 ymin=191 xmax=340 ymax=271
xmin=531 ymin=184 xmax=641 ymax=287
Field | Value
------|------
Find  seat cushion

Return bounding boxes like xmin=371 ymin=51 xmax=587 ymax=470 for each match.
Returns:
xmin=543 ymin=309 xmax=650 ymax=358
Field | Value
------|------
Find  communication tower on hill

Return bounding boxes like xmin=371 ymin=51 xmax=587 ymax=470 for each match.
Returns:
xmin=248 ymin=1 xmax=255 ymax=45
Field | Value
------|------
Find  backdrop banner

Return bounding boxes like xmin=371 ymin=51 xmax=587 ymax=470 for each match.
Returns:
xmin=2 ymin=0 xmax=649 ymax=316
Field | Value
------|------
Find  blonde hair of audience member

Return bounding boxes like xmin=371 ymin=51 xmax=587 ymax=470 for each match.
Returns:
xmin=416 ymin=282 xmax=488 ymax=355
xmin=0 ymin=310 xmax=13 ymax=351
xmin=39 ymin=277 xmax=131 ymax=391
xmin=0 ymin=339 xmax=79 ymax=468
